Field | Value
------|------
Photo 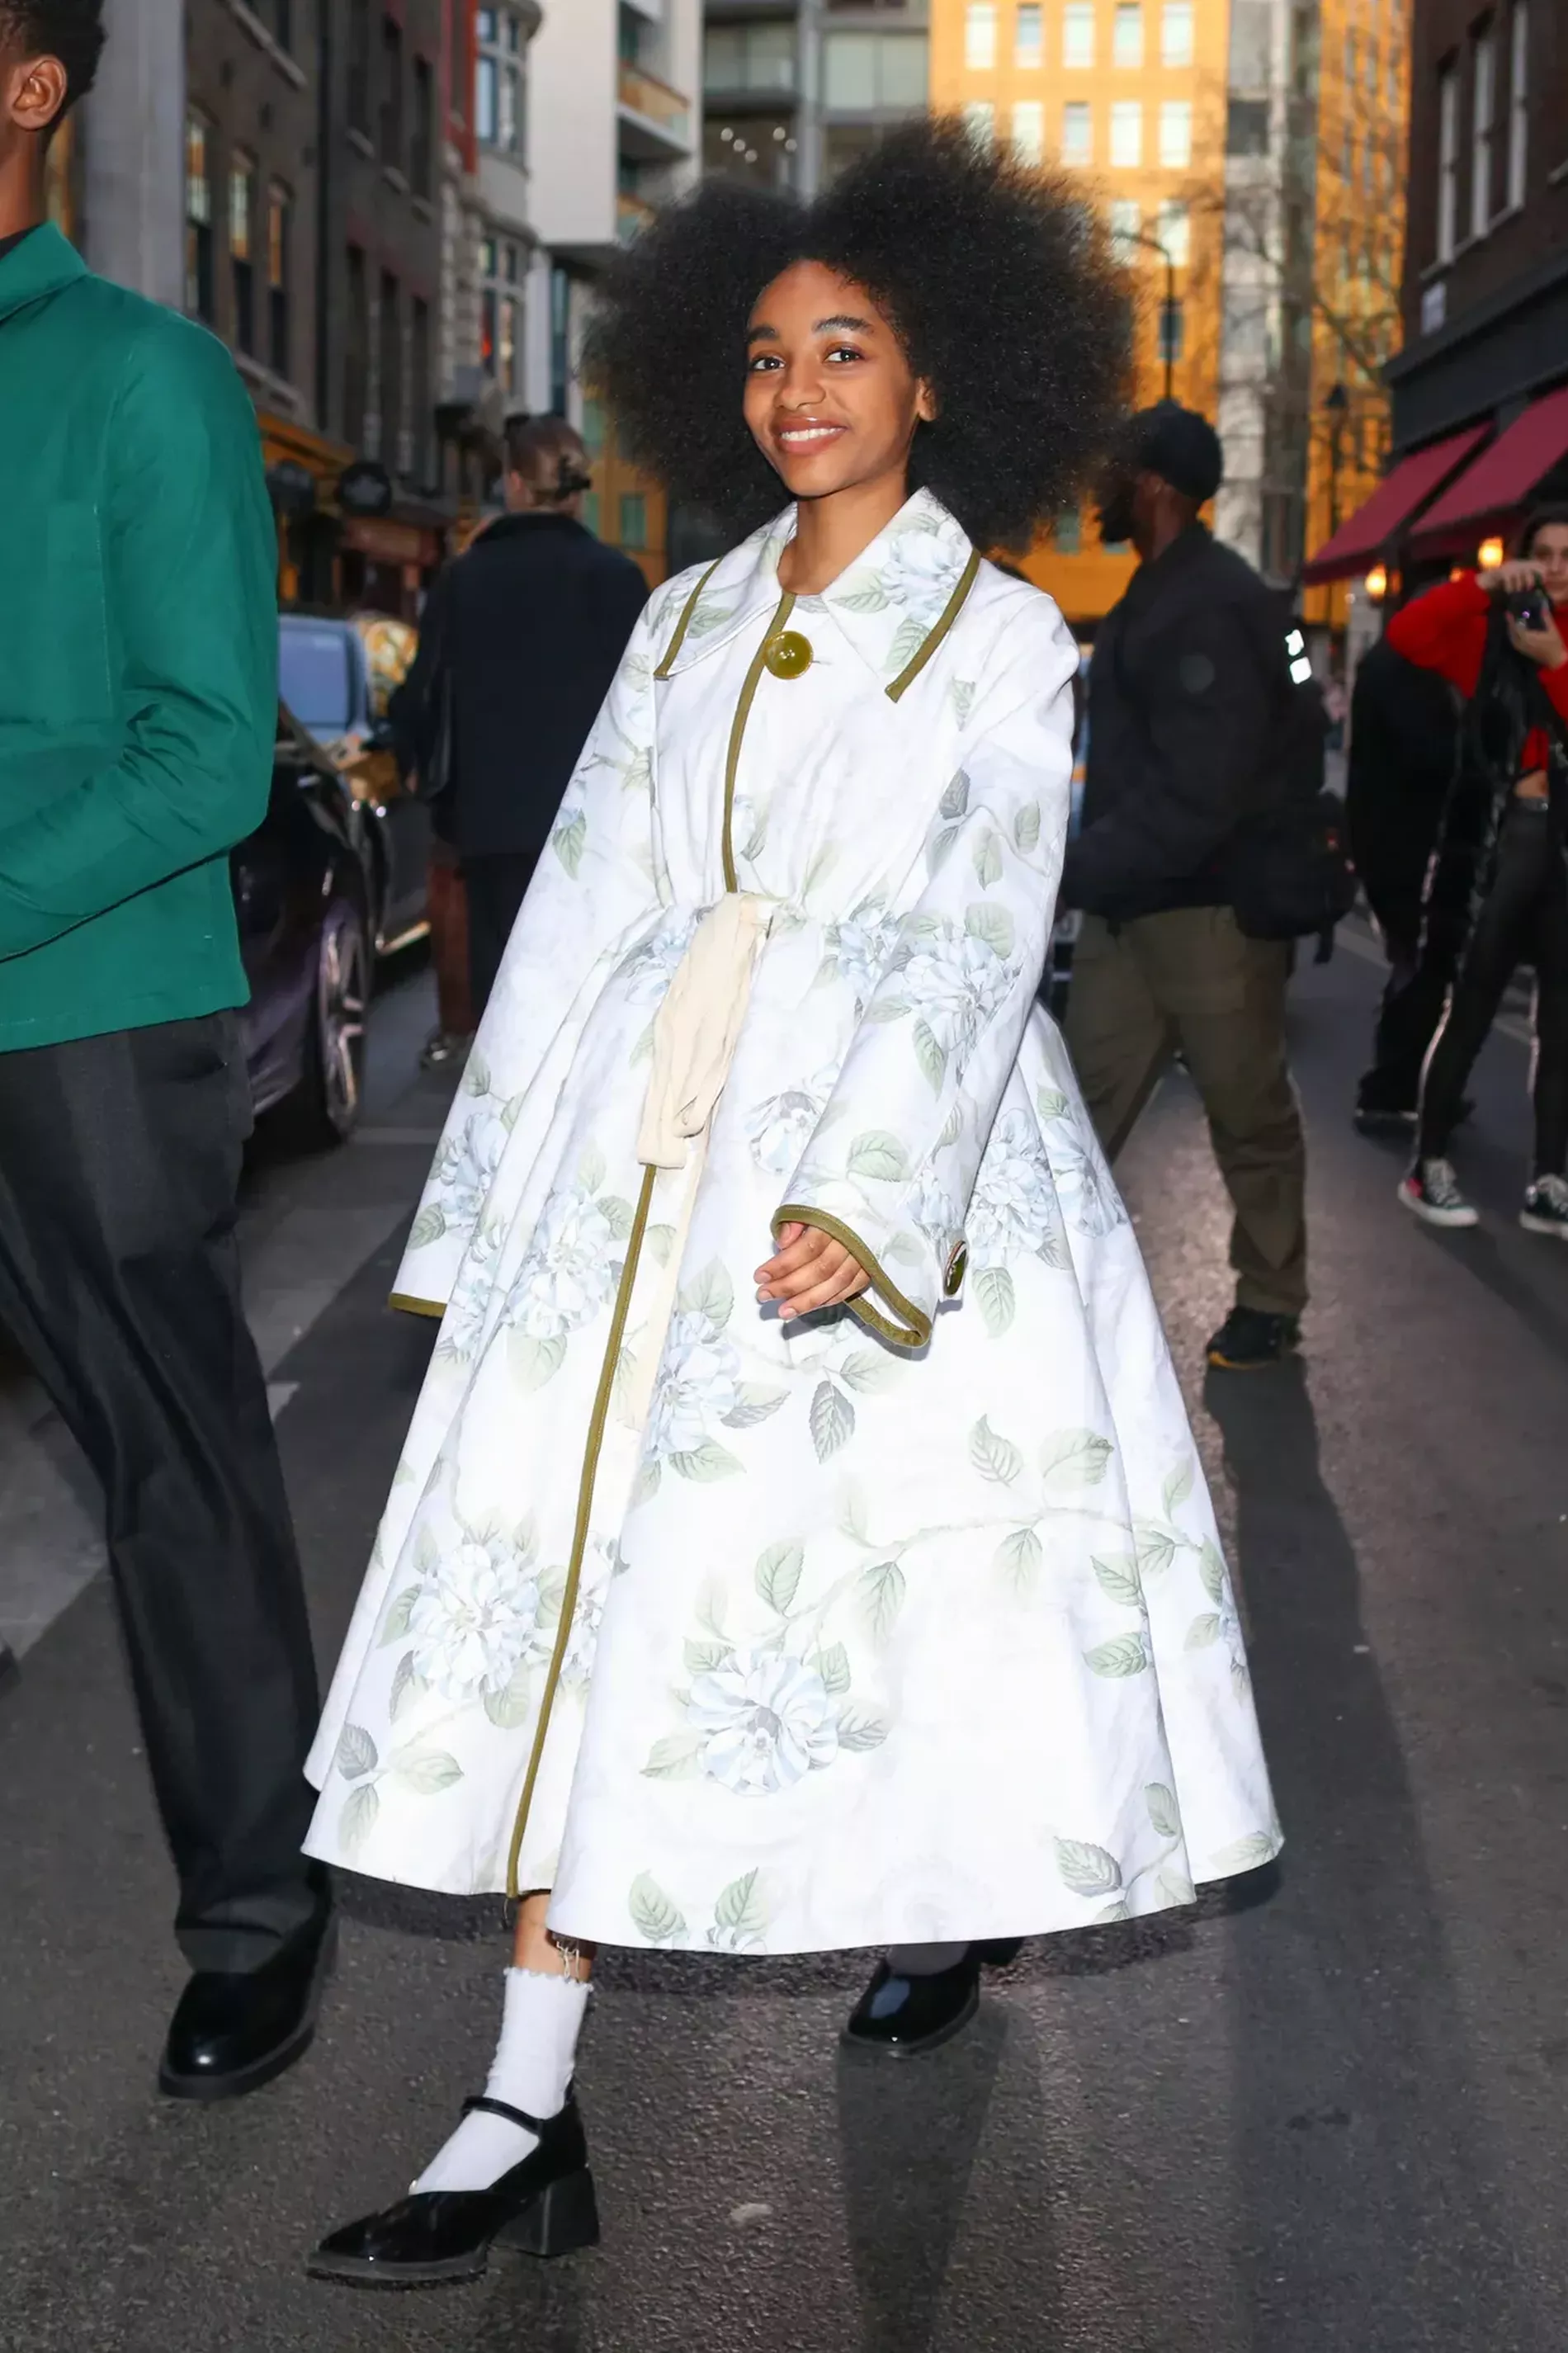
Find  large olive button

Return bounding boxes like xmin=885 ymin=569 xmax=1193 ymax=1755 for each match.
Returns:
xmin=763 ymin=630 xmax=813 ymax=679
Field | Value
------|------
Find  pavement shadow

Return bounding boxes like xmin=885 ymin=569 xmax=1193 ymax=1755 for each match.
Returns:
xmin=1203 ymin=1359 xmax=1549 ymax=2353
xmin=1405 ymin=1223 xmax=1568 ymax=1370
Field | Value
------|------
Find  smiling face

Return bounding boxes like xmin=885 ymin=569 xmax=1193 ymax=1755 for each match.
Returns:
xmin=743 ymin=260 xmax=936 ymax=507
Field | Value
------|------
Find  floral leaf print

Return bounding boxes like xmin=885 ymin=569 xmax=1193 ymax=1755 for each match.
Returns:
xmin=1085 ymin=1633 xmax=1150 ymax=1678
xmin=684 ymin=1637 xmax=730 ymax=1675
xmin=642 ymin=1733 xmax=704 ymax=1779
xmin=380 ymin=1585 xmax=419 ymax=1646
xmin=837 ymin=1349 xmax=896 ymax=1396
xmin=994 ymin=1524 xmax=1042 ymax=1590
xmin=598 ymin=1193 xmax=635 ymax=1242
xmin=722 ymin=1383 xmax=787 ymax=1429
xmin=483 ymin=1661 xmax=536 ymax=1731
xmin=951 ymin=679 xmax=975 ymax=725
xmin=1096 ymin=1900 xmax=1132 ymax=1925
xmin=755 ymin=1541 xmax=805 ymax=1616
xmin=389 ymin=1748 xmax=464 ymax=1793
xmin=913 ymin=1018 xmax=948 ymax=1094
xmin=971 ymin=1415 xmax=1023 ymax=1486
xmin=975 ymin=1264 xmax=1015 ymax=1338
xmin=1014 ymin=799 xmax=1042 ymax=853
xmin=927 ymin=824 xmax=962 ymax=877
xmin=645 ymin=1221 xmax=678 ymax=1266
xmin=335 ymin=1724 xmax=378 ymax=1780
xmin=687 ymin=597 xmax=739 ymax=640
xmin=810 ymin=1381 xmax=856 ymax=1463
xmin=858 ymin=1557 xmax=906 ymax=1643
xmin=1157 ymin=1866 xmax=1197 ymax=1908
xmin=964 ymin=901 xmax=1015 ymax=962
xmin=971 ymin=829 xmax=1004 ymax=891
xmin=463 ymin=1050 xmax=491 ymax=1099
xmin=940 ymin=769 xmax=971 ymax=821
xmin=714 ymin=1868 xmax=767 ymax=1939
xmin=409 ymin=1202 xmax=445 ymax=1251
xmin=630 ymin=1873 xmax=687 ymax=1944
xmin=1210 ymin=1833 xmax=1278 ymax=1874
xmin=837 ymin=1712 xmax=890 ymax=1753
xmin=1164 ymin=1459 xmax=1195 ymax=1514
xmin=389 ymin=1653 xmax=428 ymax=1723
xmin=686 ymin=1651 xmax=839 ymax=1790
xmin=1036 ymin=1087 xmax=1070 ymax=1120
xmin=339 ymin=1782 xmax=380 ymax=1853
xmin=1135 ymin=1519 xmax=1178 ymax=1576
xmin=577 ymin=1141 xmax=607 ymax=1194
xmin=1185 ymin=1614 xmax=1222 ymax=1651
xmin=1092 ymin=1554 xmax=1143 ymax=1608
xmin=847 ymin=1131 xmax=909 ymax=1183
xmin=678 ymin=1259 xmax=734 ymax=1334
xmin=1040 ymin=1429 xmax=1115 ymax=1491
xmin=1199 ymin=1538 xmax=1227 ymax=1605
xmin=669 ymin=1439 xmax=744 ymax=1483
xmin=816 ymin=1642 xmax=852 ymax=1696
xmin=1055 ymin=1837 xmax=1123 ymax=1897
xmin=887 ymin=613 xmax=929 ymax=673
xmin=508 ymin=1332 xmax=568 ymax=1393
xmin=838 ymin=1481 xmax=870 ymax=1544
xmin=1145 ymin=1783 xmax=1181 ymax=1838
xmin=551 ymin=807 xmax=586 ymax=876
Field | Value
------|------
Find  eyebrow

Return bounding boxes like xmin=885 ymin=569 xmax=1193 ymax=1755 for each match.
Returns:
xmin=745 ymin=313 xmax=878 ymax=344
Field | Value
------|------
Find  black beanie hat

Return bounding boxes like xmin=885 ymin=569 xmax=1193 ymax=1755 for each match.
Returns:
xmin=1127 ymin=400 xmax=1224 ymax=503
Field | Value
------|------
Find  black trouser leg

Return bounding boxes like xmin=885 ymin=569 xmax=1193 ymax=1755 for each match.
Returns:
xmin=1358 ymin=893 xmax=1429 ymax=1113
xmin=1418 ymin=806 xmax=1551 ymax=1163
xmin=463 ymin=850 xmax=541 ymax=1018
xmin=1528 ymin=852 xmax=1568 ymax=1178
xmin=0 ymin=1014 xmax=322 ymax=1972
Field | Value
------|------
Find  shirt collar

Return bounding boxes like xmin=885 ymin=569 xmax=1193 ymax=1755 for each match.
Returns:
xmin=0 ymin=220 xmax=87 ymax=325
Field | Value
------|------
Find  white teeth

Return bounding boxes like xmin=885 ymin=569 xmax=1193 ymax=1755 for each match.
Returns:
xmin=780 ymin=426 xmax=840 ymax=443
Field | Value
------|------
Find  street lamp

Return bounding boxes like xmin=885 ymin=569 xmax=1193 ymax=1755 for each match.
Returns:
xmin=1122 ymin=228 xmax=1178 ymax=401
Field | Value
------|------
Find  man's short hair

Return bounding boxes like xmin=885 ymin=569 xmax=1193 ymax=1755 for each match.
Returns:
xmin=0 ymin=0 xmax=106 ymax=111
xmin=503 ymin=413 xmax=593 ymax=502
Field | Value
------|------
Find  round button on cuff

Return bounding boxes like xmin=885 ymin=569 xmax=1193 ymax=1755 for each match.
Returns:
xmin=763 ymin=630 xmax=813 ymax=680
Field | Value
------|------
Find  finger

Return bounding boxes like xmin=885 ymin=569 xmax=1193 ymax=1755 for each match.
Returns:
xmin=778 ymin=1266 xmax=862 ymax=1320
xmin=768 ymin=1245 xmax=854 ymax=1304
xmin=755 ymin=1227 xmax=825 ymax=1282
xmin=755 ymin=1231 xmax=836 ymax=1296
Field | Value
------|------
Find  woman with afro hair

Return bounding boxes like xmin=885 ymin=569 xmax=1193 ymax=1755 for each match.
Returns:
xmin=305 ymin=119 xmax=1278 ymax=2288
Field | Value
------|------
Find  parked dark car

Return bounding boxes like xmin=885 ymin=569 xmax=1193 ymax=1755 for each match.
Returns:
xmin=278 ymin=612 xmax=430 ymax=955
xmin=234 ymin=709 xmax=371 ymax=1145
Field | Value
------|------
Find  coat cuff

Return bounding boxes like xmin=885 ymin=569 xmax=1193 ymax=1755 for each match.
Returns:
xmin=772 ymin=1200 xmax=963 ymax=1351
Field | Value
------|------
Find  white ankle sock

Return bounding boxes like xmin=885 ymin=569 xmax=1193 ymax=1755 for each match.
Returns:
xmin=886 ymin=1941 xmax=970 ymax=1977
xmin=413 ymin=1966 xmax=591 ymax=2195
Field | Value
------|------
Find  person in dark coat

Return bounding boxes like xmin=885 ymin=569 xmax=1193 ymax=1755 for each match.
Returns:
xmin=1060 ymin=401 xmax=1307 ymax=1372
xmin=394 ymin=416 xmax=649 ymax=1016
xmin=1346 ymin=633 xmax=1460 ymax=1129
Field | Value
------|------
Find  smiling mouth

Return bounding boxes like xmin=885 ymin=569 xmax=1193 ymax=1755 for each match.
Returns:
xmin=777 ymin=422 xmax=846 ymax=447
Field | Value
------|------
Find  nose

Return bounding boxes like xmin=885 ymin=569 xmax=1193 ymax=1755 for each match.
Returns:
xmin=774 ymin=350 xmax=828 ymax=409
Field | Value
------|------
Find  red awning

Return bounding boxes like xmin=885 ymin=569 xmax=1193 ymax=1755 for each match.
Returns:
xmin=1408 ymin=383 xmax=1568 ymax=556
xmin=1301 ymin=427 xmax=1490 ymax=584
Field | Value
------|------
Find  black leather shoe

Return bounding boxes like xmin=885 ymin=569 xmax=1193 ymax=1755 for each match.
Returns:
xmin=843 ymin=1940 xmax=1023 ymax=2058
xmin=159 ymin=1902 xmax=336 ymax=2101
xmin=307 ymin=2094 xmax=600 ymax=2289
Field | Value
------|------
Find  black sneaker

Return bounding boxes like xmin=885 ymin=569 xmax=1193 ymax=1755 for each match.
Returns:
xmin=1521 ymin=1174 xmax=1568 ymax=1239
xmin=1398 ymin=1157 xmax=1479 ymax=1229
xmin=1205 ymin=1306 xmax=1301 ymax=1371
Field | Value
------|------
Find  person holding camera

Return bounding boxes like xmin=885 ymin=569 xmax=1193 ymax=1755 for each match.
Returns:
xmin=1388 ymin=508 xmax=1568 ymax=1236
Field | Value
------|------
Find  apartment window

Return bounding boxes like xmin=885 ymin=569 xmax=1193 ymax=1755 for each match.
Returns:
xmin=1015 ymin=2 xmax=1043 ymax=66
xmin=1159 ymin=99 xmax=1192 ymax=168
xmin=619 ymin=493 xmax=648 ymax=549
xmin=822 ymin=31 xmax=928 ymax=109
xmin=267 ymin=182 xmax=290 ymax=377
xmin=229 ymin=151 xmax=255 ymax=353
xmin=477 ymin=7 xmax=526 ymax=152
xmin=345 ymin=245 xmax=369 ymax=447
xmin=479 ymin=234 xmax=524 ymax=395
xmin=412 ymin=57 xmax=434 ymax=197
xmin=1108 ymin=196 xmax=1141 ymax=259
xmin=1061 ymin=101 xmax=1092 ymax=164
xmin=550 ymin=262 xmax=570 ymax=415
xmin=380 ymin=13 xmax=404 ymax=169
xmin=704 ymin=21 xmax=796 ymax=92
xmin=1012 ymin=99 xmax=1044 ymax=163
xmin=411 ymin=296 xmax=432 ymax=484
xmin=1055 ymin=508 xmax=1082 ymax=554
xmin=1161 ymin=0 xmax=1193 ymax=66
xmin=1063 ymin=3 xmax=1094 ymax=68
xmin=379 ymin=272 xmax=402 ymax=470
xmin=183 ymin=111 xmax=212 ymax=321
xmin=347 ymin=0 xmax=371 ymax=135
xmin=965 ymin=2 xmax=996 ymax=69
xmin=1155 ymin=196 xmax=1190 ymax=266
xmin=1111 ymin=100 xmax=1142 ymax=167
xmin=1506 ymin=1 xmax=1528 ymax=212
xmin=1226 ymin=97 xmax=1270 ymax=156
xmin=1436 ymin=59 xmax=1458 ymax=261
xmin=1113 ymin=4 xmax=1143 ymax=67
xmin=1470 ymin=21 xmax=1495 ymax=239
xmin=964 ymin=99 xmax=995 ymax=149
xmin=1159 ymin=296 xmax=1184 ymax=365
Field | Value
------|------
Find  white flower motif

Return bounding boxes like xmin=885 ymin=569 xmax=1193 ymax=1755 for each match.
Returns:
xmin=686 ymin=1648 xmax=840 ymax=1793
xmin=434 ymin=1107 xmax=508 ymax=1231
xmin=405 ymin=1534 xmax=541 ymax=1700
xmin=969 ymin=1110 xmax=1065 ymax=1269
xmin=748 ymin=1080 xmax=828 ymax=1176
xmin=506 ymin=1183 xmax=617 ymax=1341
xmin=620 ymin=910 xmax=698 ymax=1004
xmin=645 ymin=1310 xmax=743 ymax=1462
xmin=1045 ymin=1120 xmax=1126 ymax=1237
xmin=557 ymin=1536 xmax=620 ymax=1687
xmin=879 ymin=527 xmax=958 ymax=620
xmin=909 ymin=1161 xmax=964 ymax=1259
xmin=824 ymin=898 xmax=902 ymax=1009
xmin=900 ymin=926 xmax=1015 ymax=1065
xmin=437 ymin=1217 xmax=506 ymax=1362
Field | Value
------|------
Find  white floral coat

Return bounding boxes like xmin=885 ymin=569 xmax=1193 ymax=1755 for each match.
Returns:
xmin=305 ymin=489 xmax=1280 ymax=1954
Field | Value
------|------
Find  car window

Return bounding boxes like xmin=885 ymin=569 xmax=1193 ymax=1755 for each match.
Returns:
xmin=280 ymin=627 xmax=354 ymax=737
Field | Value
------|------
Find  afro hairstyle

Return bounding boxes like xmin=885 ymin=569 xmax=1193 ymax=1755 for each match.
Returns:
xmin=583 ymin=115 xmax=1131 ymax=551
xmin=0 ymin=0 xmax=104 ymax=110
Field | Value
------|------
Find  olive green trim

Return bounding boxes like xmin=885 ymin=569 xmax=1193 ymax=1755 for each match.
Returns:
xmin=772 ymin=1203 xmax=932 ymax=1351
xmin=653 ymin=558 xmax=723 ymax=681
xmin=390 ymin=1291 xmax=445 ymax=1320
xmin=885 ymin=548 xmax=982 ymax=703
xmin=505 ymin=1161 xmax=658 ymax=1901
xmin=942 ymin=1240 xmax=969 ymax=1298
xmin=722 ymin=590 xmax=796 ymax=893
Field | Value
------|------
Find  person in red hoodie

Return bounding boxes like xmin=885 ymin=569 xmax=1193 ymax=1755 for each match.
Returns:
xmin=1386 ymin=507 xmax=1568 ymax=1236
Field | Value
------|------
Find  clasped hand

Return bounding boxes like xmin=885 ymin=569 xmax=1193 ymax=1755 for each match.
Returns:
xmin=754 ymin=1221 xmax=871 ymax=1321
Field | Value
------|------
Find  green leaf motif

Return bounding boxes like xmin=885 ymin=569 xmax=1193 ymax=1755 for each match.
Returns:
xmin=1014 ymin=799 xmax=1042 ymax=853
xmin=552 ymin=809 xmax=587 ymax=877
xmin=755 ymin=1540 xmax=805 ymax=1615
xmin=838 ymin=1349 xmax=895 ymax=1396
xmin=678 ymin=1259 xmax=734 ymax=1333
xmin=379 ymin=1584 xmax=420 ymax=1646
xmin=484 ymin=1665 xmax=536 ymax=1730
xmin=1184 ymin=1612 xmax=1222 ymax=1651
xmin=683 ymin=1636 xmax=730 ymax=1675
xmin=1035 ymin=1087 xmax=1070 ymax=1120
xmin=339 ymin=1781 xmax=380 ymax=1854
xmin=939 ymin=768 xmax=971 ymax=820
xmin=1164 ymin=1459 xmax=1195 ymax=1514
xmin=670 ymin=1439 xmax=744 ymax=1483
xmin=847 ymin=1131 xmax=909 ymax=1184
xmin=886 ymin=614 xmax=929 ymax=673
xmin=1041 ymin=1427 xmax=1115 ymax=1491
xmin=714 ymin=1867 xmax=767 ymax=1936
xmin=1092 ymin=1552 xmax=1143 ymax=1608
xmin=409 ymin=1202 xmax=446 ymax=1252
xmin=995 ymin=1523 xmax=1043 ymax=1590
xmin=645 ymin=1221 xmax=678 ymax=1267
xmin=1145 ymin=1782 xmax=1181 ymax=1838
xmin=577 ymin=1142 xmax=607 ymax=1195
xmin=1055 ymin=1836 xmax=1123 ymax=1897
xmin=975 ymin=1264 xmax=1016 ymax=1338
xmin=721 ymin=1383 xmax=787 ymax=1429
xmin=1084 ymin=1633 xmax=1150 ymax=1678
xmin=964 ymin=902 xmax=1015 ymax=961
xmin=1095 ymin=1899 xmax=1132 ymax=1925
xmin=838 ymin=1481 xmax=870 ymax=1543
xmin=508 ymin=1330 xmax=567 ymax=1394
xmin=836 ymin=579 xmax=890 ymax=613
xmin=391 ymin=1748 xmax=464 ymax=1793
xmin=859 ymin=1557 xmax=906 ymax=1643
xmin=390 ymin=1652 xmax=427 ymax=1722
xmin=598 ymin=1193 xmax=635 ymax=1241
xmin=837 ymin=1712 xmax=889 ymax=1753
xmin=462 ymin=1051 xmax=491 ymax=1099
xmin=971 ymin=1415 xmax=1023 ymax=1485
xmin=817 ymin=1642 xmax=852 ymax=1696
xmin=1211 ymin=1832 xmax=1278 ymax=1875
xmin=414 ymin=1524 xmax=440 ymax=1574
xmin=1157 ymin=1866 xmax=1197 ymax=1909
xmin=810 ymin=1379 xmax=856 ymax=1463
xmin=972 ymin=829 xmax=1004 ymax=890
xmin=1135 ymin=1519 xmax=1178 ymax=1576
xmin=1198 ymin=1538 xmax=1227 ymax=1605
xmin=335 ymin=1723 xmax=378 ymax=1780
xmin=630 ymin=1872 xmax=687 ymax=1944
xmin=642 ymin=1734 xmax=704 ymax=1780
xmin=913 ymin=1018 xmax=948 ymax=1094
xmin=952 ymin=679 xmax=975 ymax=725
xmin=631 ymin=1456 xmax=661 ymax=1508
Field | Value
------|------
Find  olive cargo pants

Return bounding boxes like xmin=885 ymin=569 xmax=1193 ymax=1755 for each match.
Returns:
xmin=1064 ymin=907 xmax=1308 ymax=1319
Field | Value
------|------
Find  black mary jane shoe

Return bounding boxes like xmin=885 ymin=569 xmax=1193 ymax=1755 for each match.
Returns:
xmin=307 ymin=2093 xmax=600 ymax=2289
xmin=842 ymin=1940 xmax=1023 ymax=2059
xmin=159 ymin=1898 xmax=336 ymax=2101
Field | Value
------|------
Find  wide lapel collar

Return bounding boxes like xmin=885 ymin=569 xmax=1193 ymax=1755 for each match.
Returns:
xmin=653 ymin=508 xmax=796 ymax=679
xmin=814 ymin=489 xmax=977 ymax=694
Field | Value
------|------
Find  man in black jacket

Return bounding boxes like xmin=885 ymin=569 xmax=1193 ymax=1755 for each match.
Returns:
xmin=398 ymin=415 xmax=648 ymax=1014
xmin=1061 ymin=403 xmax=1307 ymax=1371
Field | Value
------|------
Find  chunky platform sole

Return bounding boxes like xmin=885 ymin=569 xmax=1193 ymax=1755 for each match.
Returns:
xmin=306 ymin=2167 xmax=601 ymax=2289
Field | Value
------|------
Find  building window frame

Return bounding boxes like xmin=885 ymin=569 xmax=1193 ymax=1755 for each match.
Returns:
xmin=1161 ymin=0 xmax=1193 ymax=68
xmin=1111 ymin=99 xmax=1142 ymax=168
xmin=476 ymin=5 xmax=527 ymax=156
xmin=1469 ymin=20 xmax=1495 ymax=240
xmin=229 ymin=148 xmax=255 ymax=354
xmin=1505 ymin=0 xmax=1528 ymax=212
xmin=184 ymin=110 xmax=213 ymax=323
xmin=1436 ymin=56 xmax=1458 ymax=259
xmin=964 ymin=2 xmax=996 ymax=70
xmin=1061 ymin=99 xmax=1092 ymax=166
xmin=479 ymin=232 xmax=526 ymax=396
xmin=1159 ymin=98 xmax=1193 ymax=170
xmin=1012 ymin=98 xmax=1044 ymax=165
xmin=380 ymin=10 xmax=404 ymax=171
xmin=1113 ymin=4 xmax=1144 ymax=69
xmin=267 ymin=182 xmax=290 ymax=379
xmin=1062 ymin=2 xmax=1095 ymax=70
xmin=1015 ymin=2 xmax=1043 ymax=69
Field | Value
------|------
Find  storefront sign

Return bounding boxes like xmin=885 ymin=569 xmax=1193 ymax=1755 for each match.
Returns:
xmin=337 ymin=460 xmax=394 ymax=517
xmin=341 ymin=515 xmax=440 ymax=566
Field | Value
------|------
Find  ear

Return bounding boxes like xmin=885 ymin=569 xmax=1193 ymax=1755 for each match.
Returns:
xmin=914 ymin=378 xmax=939 ymax=427
xmin=7 ymin=54 xmax=68 ymax=135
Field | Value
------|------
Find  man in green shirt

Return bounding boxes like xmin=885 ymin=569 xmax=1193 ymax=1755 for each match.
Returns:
xmin=0 ymin=2 xmax=332 ymax=2095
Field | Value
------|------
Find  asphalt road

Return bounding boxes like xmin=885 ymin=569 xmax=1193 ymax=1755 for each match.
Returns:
xmin=3 ymin=936 xmax=1568 ymax=2353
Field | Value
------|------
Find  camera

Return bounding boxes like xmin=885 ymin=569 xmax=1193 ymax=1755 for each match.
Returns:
xmin=1506 ymin=584 xmax=1551 ymax=632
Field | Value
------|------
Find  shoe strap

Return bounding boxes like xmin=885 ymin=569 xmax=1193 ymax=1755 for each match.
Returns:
xmin=460 ymin=2093 xmax=555 ymax=2133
